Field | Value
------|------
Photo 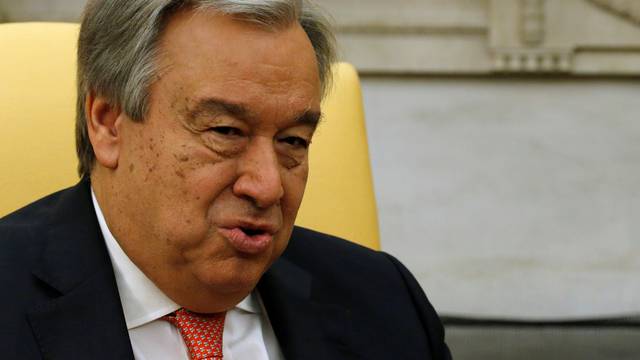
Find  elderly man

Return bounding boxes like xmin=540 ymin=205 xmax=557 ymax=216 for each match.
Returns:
xmin=0 ymin=0 xmax=450 ymax=359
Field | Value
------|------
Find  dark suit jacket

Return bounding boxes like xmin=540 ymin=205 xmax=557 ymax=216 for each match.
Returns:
xmin=0 ymin=179 xmax=451 ymax=359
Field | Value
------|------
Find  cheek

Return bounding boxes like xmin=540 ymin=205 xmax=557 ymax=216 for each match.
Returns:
xmin=166 ymin=141 xmax=232 ymax=192
xmin=281 ymin=165 xmax=309 ymax=221
xmin=184 ymin=158 xmax=238 ymax=204
xmin=148 ymin=148 xmax=230 ymax=235
xmin=121 ymin=131 xmax=159 ymax=178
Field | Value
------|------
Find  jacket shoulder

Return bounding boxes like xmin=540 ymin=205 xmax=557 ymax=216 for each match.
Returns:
xmin=287 ymin=226 xmax=408 ymax=284
xmin=286 ymin=226 xmax=451 ymax=359
xmin=0 ymin=184 xmax=84 ymax=279
xmin=1 ymin=187 xmax=70 ymax=227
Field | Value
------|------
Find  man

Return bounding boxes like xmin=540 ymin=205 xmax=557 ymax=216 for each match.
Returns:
xmin=0 ymin=0 xmax=451 ymax=359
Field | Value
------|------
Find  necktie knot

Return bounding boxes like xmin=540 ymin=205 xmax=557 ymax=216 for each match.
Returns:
xmin=163 ymin=308 xmax=225 ymax=360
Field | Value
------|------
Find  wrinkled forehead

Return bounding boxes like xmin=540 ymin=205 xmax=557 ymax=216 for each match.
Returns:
xmin=152 ymin=7 xmax=321 ymax=120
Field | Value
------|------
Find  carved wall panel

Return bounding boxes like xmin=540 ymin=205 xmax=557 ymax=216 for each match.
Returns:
xmin=588 ymin=0 xmax=640 ymax=24
xmin=321 ymin=0 xmax=640 ymax=75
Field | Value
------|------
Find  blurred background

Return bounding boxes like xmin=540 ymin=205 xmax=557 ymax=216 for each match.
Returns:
xmin=2 ymin=0 xmax=639 ymax=358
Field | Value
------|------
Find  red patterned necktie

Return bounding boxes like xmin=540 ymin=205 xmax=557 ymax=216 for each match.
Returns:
xmin=163 ymin=308 xmax=226 ymax=360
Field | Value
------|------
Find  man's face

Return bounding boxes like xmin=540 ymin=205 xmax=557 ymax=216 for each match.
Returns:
xmin=108 ymin=9 xmax=321 ymax=312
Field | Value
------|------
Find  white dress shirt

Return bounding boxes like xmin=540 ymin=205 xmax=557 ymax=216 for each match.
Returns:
xmin=91 ymin=190 xmax=284 ymax=360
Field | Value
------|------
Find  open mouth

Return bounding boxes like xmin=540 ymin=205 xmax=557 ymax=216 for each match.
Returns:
xmin=218 ymin=225 xmax=274 ymax=254
xmin=241 ymin=227 xmax=265 ymax=236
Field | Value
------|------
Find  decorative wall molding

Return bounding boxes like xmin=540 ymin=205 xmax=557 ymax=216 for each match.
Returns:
xmin=489 ymin=0 xmax=640 ymax=74
xmin=520 ymin=0 xmax=545 ymax=46
xmin=322 ymin=0 xmax=640 ymax=76
xmin=2 ymin=0 xmax=640 ymax=76
xmin=587 ymin=0 xmax=640 ymax=25
xmin=492 ymin=48 xmax=572 ymax=73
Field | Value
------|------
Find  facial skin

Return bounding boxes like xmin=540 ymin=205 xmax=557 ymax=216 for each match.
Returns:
xmin=88 ymin=9 xmax=322 ymax=313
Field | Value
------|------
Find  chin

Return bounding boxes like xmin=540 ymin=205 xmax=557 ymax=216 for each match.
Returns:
xmin=181 ymin=277 xmax=256 ymax=313
xmin=197 ymin=261 xmax=265 ymax=293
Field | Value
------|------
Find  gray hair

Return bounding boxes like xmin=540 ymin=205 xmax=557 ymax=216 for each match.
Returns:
xmin=76 ymin=0 xmax=336 ymax=176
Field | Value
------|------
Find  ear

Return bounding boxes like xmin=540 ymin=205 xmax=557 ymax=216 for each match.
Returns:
xmin=85 ymin=93 xmax=124 ymax=169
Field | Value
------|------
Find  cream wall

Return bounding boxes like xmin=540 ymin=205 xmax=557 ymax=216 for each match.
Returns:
xmin=0 ymin=0 xmax=84 ymax=22
xmin=362 ymin=77 xmax=640 ymax=319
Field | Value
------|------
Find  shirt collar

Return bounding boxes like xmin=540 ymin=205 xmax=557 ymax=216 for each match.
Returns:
xmin=91 ymin=188 xmax=261 ymax=330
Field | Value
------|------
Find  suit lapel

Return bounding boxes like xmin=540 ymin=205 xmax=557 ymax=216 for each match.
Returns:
xmin=27 ymin=179 xmax=134 ymax=359
xmin=258 ymin=254 xmax=358 ymax=359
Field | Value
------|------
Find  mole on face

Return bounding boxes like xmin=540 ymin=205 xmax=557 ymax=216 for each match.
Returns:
xmin=144 ymin=163 xmax=157 ymax=182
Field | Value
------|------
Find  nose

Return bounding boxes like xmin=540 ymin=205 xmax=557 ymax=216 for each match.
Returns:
xmin=233 ymin=137 xmax=284 ymax=209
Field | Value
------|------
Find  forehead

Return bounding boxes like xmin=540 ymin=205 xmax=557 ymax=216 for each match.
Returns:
xmin=153 ymin=8 xmax=321 ymax=113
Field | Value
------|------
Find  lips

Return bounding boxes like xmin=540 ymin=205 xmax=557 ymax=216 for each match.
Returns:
xmin=218 ymin=222 xmax=277 ymax=254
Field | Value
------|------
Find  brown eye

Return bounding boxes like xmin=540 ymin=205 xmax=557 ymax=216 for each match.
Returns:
xmin=280 ymin=136 xmax=309 ymax=149
xmin=210 ymin=126 xmax=243 ymax=136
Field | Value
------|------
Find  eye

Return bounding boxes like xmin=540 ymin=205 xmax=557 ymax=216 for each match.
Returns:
xmin=279 ymin=136 xmax=309 ymax=149
xmin=210 ymin=126 xmax=243 ymax=136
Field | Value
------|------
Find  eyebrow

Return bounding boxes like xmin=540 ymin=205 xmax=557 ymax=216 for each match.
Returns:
xmin=188 ymin=98 xmax=250 ymax=121
xmin=187 ymin=97 xmax=323 ymax=127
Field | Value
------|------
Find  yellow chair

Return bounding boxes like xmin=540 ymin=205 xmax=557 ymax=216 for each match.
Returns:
xmin=0 ymin=22 xmax=380 ymax=250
